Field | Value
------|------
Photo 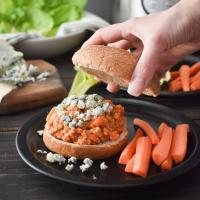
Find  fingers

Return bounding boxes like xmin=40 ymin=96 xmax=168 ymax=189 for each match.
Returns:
xmin=106 ymin=83 xmax=120 ymax=93
xmin=128 ymin=44 xmax=158 ymax=96
xmin=108 ymin=40 xmax=131 ymax=50
xmin=82 ymin=23 xmax=125 ymax=47
xmin=107 ymin=40 xmax=130 ymax=94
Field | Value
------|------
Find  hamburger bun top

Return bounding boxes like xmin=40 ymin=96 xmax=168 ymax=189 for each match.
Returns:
xmin=72 ymin=45 xmax=160 ymax=97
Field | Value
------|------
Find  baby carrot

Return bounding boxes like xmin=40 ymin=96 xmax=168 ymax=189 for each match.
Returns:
xmin=152 ymin=126 xmax=173 ymax=166
xmin=119 ymin=129 xmax=144 ymax=165
xmin=170 ymin=71 xmax=179 ymax=79
xmin=191 ymin=71 xmax=200 ymax=84
xmin=170 ymin=77 xmax=180 ymax=83
xmin=161 ymin=149 xmax=173 ymax=170
xmin=191 ymin=79 xmax=200 ymax=91
xmin=125 ymin=155 xmax=135 ymax=173
xmin=179 ymin=65 xmax=190 ymax=92
xmin=133 ymin=118 xmax=159 ymax=145
xmin=161 ymin=128 xmax=174 ymax=170
xmin=190 ymin=62 xmax=200 ymax=76
xmin=158 ymin=122 xmax=168 ymax=139
xmin=168 ymin=78 xmax=182 ymax=92
xmin=171 ymin=124 xmax=189 ymax=164
xmin=132 ymin=136 xmax=152 ymax=177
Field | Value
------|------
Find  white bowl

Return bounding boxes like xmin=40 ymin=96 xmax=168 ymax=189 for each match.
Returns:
xmin=14 ymin=30 xmax=87 ymax=59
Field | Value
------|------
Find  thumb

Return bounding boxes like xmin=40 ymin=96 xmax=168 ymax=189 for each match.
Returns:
xmin=128 ymin=44 xmax=158 ymax=96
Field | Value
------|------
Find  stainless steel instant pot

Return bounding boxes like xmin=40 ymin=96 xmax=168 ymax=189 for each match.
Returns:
xmin=113 ymin=0 xmax=180 ymax=22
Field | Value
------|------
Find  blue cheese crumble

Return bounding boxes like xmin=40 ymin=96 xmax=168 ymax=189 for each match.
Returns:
xmin=46 ymin=152 xmax=55 ymax=163
xmin=46 ymin=152 xmax=66 ymax=164
xmin=56 ymin=94 xmax=113 ymax=128
xmin=36 ymin=149 xmax=47 ymax=154
xmin=37 ymin=130 xmax=44 ymax=136
xmin=0 ymin=40 xmax=50 ymax=87
xmin=44 ymin=152 xmax=107 ymax=175
xmin=68 ymin=156 xmax=77 ymax=164
xmin=100 ymin=162 xmax=108 ymax=170
xmin=79 ymin=158 xmax=93 ymax=173
xmin=65 ymin=164 xmax=74 ymax=172
xmin=92 ymin=175 xmax=97 ymax=180
xmin=83 ymin=158 xmax=93 ymax=166
xmin=79 ymin=164 xmax=90 ymax=173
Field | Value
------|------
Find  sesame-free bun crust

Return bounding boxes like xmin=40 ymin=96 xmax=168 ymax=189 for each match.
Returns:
xmin=72 ymin=45 xmax=160 ymax=97
xmin=43 ymin=120 xmax=128 ymax=159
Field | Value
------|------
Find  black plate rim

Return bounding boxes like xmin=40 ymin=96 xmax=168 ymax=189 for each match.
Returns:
xmin=120 ymin=87 xmax=200 ymax=98
xmin=16 ymin=98 xmax=200 ymax=188
xmin=144 ymin=90 xmax=200 ymax=98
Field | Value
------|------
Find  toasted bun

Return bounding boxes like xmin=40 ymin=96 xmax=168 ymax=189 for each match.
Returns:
xmin=72 ymin=45 xmax=160 ymax=97
xmin=43 ymin=120 xmax=128 ymax=159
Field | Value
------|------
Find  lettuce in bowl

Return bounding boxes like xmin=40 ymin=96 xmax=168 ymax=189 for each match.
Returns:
xmin=0 ymin=0 xmax=87 ymax=36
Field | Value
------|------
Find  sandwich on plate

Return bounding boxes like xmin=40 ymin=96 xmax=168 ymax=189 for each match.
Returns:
xmin=43 ymin=94 xmax=128 ymax=159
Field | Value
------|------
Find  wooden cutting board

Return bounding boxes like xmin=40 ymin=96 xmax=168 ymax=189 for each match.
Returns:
xmin=0 ymin=60 xmax=67 ymax=114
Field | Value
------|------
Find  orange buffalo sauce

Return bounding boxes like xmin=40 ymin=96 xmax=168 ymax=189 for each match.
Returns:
xmin=44 ymin=94 xmax=125 ymax=145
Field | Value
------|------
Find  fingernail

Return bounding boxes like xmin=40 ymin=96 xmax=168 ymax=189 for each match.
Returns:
xmin=127 ymin=78 xmax=145 ymax=96
xmin=106 ymin=84 xmax=112 ymax=92
xmin=106 ymin=84 xmax=119 ymax=93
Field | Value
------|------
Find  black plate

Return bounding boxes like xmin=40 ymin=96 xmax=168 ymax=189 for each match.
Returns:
xmin=16 ymin=99 xmax=200 ymax=188
xmin=146 ymin=55 xmax=200 ymax=98
xmin=120 ymin=55 xmax=200 ymax=99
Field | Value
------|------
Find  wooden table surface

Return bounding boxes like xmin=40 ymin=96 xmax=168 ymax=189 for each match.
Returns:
xmin=1 ymin=51 xmax=200 ymax=200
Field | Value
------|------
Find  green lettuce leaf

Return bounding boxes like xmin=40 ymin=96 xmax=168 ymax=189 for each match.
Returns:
xmin=0 ymin=0 xmax=13 ymax=14
xmin=68 ymin=70 xmax=99 ymax=96
xmin=0 ymin=0 xmax=87 ymax=36
xmin=49 ymin=5 xmax=81 ymax=27
xmin=26 ymin=8 xmax=54 ymax=35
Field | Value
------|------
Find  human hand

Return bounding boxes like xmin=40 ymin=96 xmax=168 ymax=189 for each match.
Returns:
xmin=83 ymin=0 xmax=200 ymax=96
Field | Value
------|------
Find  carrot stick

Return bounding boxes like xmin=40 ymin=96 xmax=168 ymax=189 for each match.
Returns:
xmin=190 ymin=62 xmax=200 ymax=76
xmin=168 ymin=78 xmax=182 ymax=92
xmin=191 ymin=79 xmax=200 ymax=91
xmin=125 ymin=155 xmax=135 ymax=173
xmin=133 ymin=118 xmax=159 ymax=145
xmin=161 ymin=128 xmax=174 ymax=170
xmin=132 ymin=136 xmax=152 ymax=177
xmin=170 ymin=71 xmax=179 ymax=79
xmin=152 ymin=126 xmax=173 ymax=166
xmin=118 ymin=129 xmax=143 ymax=165
xmin=179 ymin=65 xmax=190 ymax=92
xmin=191 ymin=71 xmax=200 ymax=84
xmin=161 ymin=149 xmax=173 ymax=170
xmin=171 ymin=77 xmax=180 ymax=83
xmin=171 ymin=124 xmax=189 ymax=164
xmin=158 ymin=122 xmax=168 ymax=139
